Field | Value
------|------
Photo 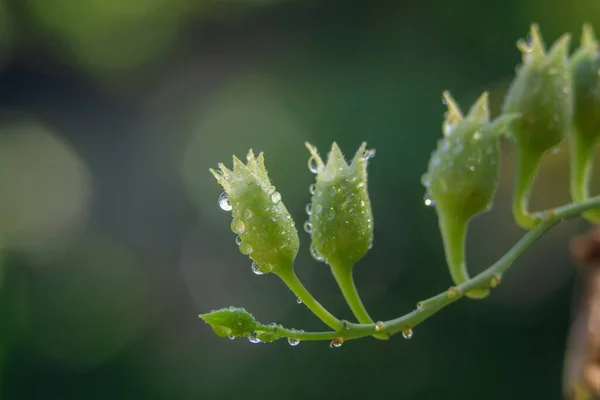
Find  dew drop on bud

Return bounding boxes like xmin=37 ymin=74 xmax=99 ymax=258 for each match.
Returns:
xmin=375 ymin=321 xmax=385 ymax=332
xmin=308 ymin=156 xmax=320 ymax=173
xmin=402 ymin=328 xmax=413 ymax=340
xmin=218 ymin=192 xmax=232 ymax=211
xmin=248 ymin=332 xmax=261 ymax=344
xmin=423 ymin=193 xmax=435 ymax=207
xmin=363 ymin=148 xmax=376 ymax=160
xmin=310 ymin=243 xmax=324 ymax=261
xmin=231 ymin=219 xmax=246 ymax=235
xmin=239 ymin=242 xmax=253 ymax=255
xmin=305 ymin=203 xmax=312 ymax=215
xmin=288 ymin=337 xmax=300 ymax=347
xmin=271 ymin=191 xmax=282 ymax=204
xmin=330 ymin=337 xmax=344 ymax=348
xmin=251 ymin=262 xmax=264 ymax=275
xmin=309 ymin=183 xmax=316 ymax=195
xmin=303 ymin=221 xmax=313 ymax=234
xmin=228 ymin=335 xmax=235 ymax=340
xmin=243 ymin=209 xmax=253 ymax=219
xmin=235 ymin=236 xmax=242 ymax=245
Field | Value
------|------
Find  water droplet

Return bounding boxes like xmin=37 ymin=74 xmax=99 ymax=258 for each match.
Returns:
xmin=375 ymin=321 xmax=385 ymax=332
xmin=469 ymin=166 xmax=475 ymax=171
xmin=239 ymin=242 xmax=253 ymax=255
xmin=552 ymin=147 xmax=560 ymax=154
xmin=330 ymin=337 xmax=344 ymax=348
xmin=443 ymin=121 xmax=455 ymax=136
xmin=310 ymin=243 xmax=324 ymax=261
xmin=314 ymin=204 xmax=323 ymax=215
xmin=296 ymin=297 xmax=302 ymax=304
xmin=228 ymin=335 xmax=235 ymax=340
xmin=423 ymin=193 xmax=435 ymax=207
xmin=251 ymin=262 xmax=264 ymax=275
xmin=271 ymin=191 xmax=282 ymax=204
xmin=402 ymin=328 xmax=413 ymax=340
xmin=324 ymin=208 xmax=335 ymax=220
xmin=490 ymin=274 xmax=501 ymax=288
xmin=231 ymin=219 xmax=246 ymax=235
xmin=288 ymin=337 xmax=300 ymax=347
xmin=218 ymin=192 xmax=232 ymax=211
xmin=248 ymin=332 xmax=261 ymax=344
xmin=473 ymin=131 xmax=482 ymax=140
xmin=308 ymin=156 xmax=320 ymax=173
xmin=303 ymin=221 xmax=313 ymax=233
xmin=243 ymin=209 xmax=253 ymax=219
xmin=447 ymin=287 xmax=459 ymax=299
xmin=305 ymin=203 xmax=312 ymax=215
xmin=363 ymin=148 xmax=376 ymax=160
xmin=416 ymin=301 xmax=424 ymax=311
xmin=235 ymin=236 xmax=242 ymax=245
xmin=309 ymin=183 xmax=316 ymax=195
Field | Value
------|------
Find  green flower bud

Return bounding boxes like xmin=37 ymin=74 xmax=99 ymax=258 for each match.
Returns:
xmin=304 ymin=142 xmax=374 ymax=269
xmin=210 ymin=150 xmax=299 ymax=276
xmin=570 ymin=24 xmax=600 ymax=221
xmin=502 ymin=24 xmax=573 ymax=228
xmin=422 ymin=91 xmax=517 ymax=299
xmin=199 ymin=307 xmax=298 ymax=343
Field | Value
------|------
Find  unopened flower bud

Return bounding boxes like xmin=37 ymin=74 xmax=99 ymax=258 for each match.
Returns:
xmin=210 ymin=150 xmax=299 ymax=275
xmin=422 ymin=91 xmax=518 ymax=299
xmin=570 ymin=23 xmax=600 ymax=221
xmin=304 ymin=142 xmax=374 ymax=270
xmin=502 ymin=24 xmax=573 ymax=228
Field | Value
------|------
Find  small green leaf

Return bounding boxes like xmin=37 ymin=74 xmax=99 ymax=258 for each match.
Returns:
xmin=210 ymin=150 xmax=299 ymax=276
xmin=199 ymin=307 xmax=300 ymax=343
xmin=199 ymin=307 xmax=259 ymax=338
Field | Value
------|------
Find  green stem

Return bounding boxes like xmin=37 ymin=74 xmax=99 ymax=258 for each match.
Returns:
xmin=277 ymin=271 xmax=343 ymax=331
xmin=512 ymin=148 xmax=543 ymax=229
xmin=570 ymin=135 xmax=600 ymax=222
xmin=329 ymin=265 xmax=389 ymax=340
xmin=274 ymin=195 xmax=600 ymax=343
xmin=438 ymin=211 xmax=489 ymax=299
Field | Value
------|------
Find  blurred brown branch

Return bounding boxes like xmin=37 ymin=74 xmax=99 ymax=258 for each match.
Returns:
xmin=565 ymin=227 xmax=600 ymax=399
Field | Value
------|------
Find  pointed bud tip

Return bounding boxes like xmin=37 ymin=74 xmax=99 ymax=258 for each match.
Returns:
xmin=442 ymin=90 xmax=463 ymax=118
xmin=546 ymin=33 xmax=571 ymax=63
xmin=466 ymin=91 xmax=490 ymax=121
xmin=517 ymin=23 xmax=546 ymax=61
xmin=582 ymin=23 xmax=597 ymax=48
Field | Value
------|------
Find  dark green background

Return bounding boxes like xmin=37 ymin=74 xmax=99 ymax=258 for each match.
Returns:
xmin=0 ymin=0 xmax=599 ymax=398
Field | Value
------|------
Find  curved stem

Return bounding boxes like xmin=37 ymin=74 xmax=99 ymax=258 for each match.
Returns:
xmin=329 ymin=265 xmax=389 ymax=340
xmin=438 ymin=211 xmax=489 ymax=299
xmin=512 ymin=147 xmax=543 ymax=229
xmin=570 ymin=135 xmax=600 ymax=222
xmin=275 ymin=195 xmax=600 ymax=343
xmin=276 ymin=271 xmax=343 ymax=331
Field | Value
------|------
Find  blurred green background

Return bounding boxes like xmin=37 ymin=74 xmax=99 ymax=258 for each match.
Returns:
xmin=0 ymin=0 xmax=599 ymax=398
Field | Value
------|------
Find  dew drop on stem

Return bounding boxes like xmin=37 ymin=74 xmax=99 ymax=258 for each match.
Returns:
xmin=288 ymin=338 xmax=300 ymax=347
xmin=402 ymin=328 xmax=413 ymax=340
